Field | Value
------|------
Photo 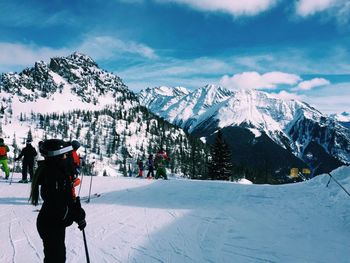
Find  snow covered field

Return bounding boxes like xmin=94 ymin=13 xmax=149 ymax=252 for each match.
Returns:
xmin=1 ymin=166 xmax=350 ymax=263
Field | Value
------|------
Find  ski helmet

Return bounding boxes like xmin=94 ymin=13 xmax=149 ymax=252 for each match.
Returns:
xmin=71 ymin=140 xmax=80 ymax=150
xmin=40 ymin=139 xmax=73 ymax=158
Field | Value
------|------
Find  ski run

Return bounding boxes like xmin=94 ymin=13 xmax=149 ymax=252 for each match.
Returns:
xmin=0 ymin=166 xmax=350 ymax=263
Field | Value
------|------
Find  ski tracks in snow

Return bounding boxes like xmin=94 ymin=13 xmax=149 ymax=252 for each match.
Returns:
xmin=8 ymin=213 xmax=16 ymax=263
xmin=2 ymin=207 xmax=42 ymax=263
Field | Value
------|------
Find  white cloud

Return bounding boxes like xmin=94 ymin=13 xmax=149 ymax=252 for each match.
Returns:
xmin=295 ymin=0 xmax=350 ymax=24
xmin=294 ymin=77 xmax=330 ymax=90
xmin=311 ymin=82 xmax=350 ymax=113
xmin=155 ymin=0 xmax=278 ymax=16
xmin=219 ymin=71 xmax=301 ymax=90
xmin=0 ymin=42 xmax=69 ymax=70
xmin=78 ymin=36 xmax=157 ymax=60
xmin=295 ymin=0 xmax=336 ymax=16
xmin=0 ymin=36 xmax=158 ymax=73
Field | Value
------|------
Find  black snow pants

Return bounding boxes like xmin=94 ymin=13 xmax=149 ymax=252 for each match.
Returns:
xmin=146 ymin=167 xmax=155 ymax=178
xmin=22 ymin=160 xmax=34 ymax=181
xmin=37 ymin=210 xmax=66 ymax=263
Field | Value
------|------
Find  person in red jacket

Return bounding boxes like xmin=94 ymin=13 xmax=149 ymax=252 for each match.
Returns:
xmin=137 ymin=159 xmax=144 ymax=178
xmin=0 ymin=138 xmax=10 ymax=179
xmin=70 ymin=140 xmax=81 ymax=198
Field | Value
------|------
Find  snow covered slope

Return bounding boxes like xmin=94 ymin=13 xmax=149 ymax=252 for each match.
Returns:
xmin=1 ymin=166 xmax=350 ymax=262
xmin=139 ymin=86 xmax=350 ymax=177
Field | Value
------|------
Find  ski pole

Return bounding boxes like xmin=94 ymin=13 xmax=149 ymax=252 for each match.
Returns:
xmin=82 ymin=229 xmax=91 ymax=263
xmin=87 ymin=174 xmax=93 ymax=203
xmin=326 ymin=172 xmax=350 ymax=198
xmin=86 ymin=162 xmax=95 ymax=203
xmin=326 ymin=176 xmax=332 ymax=187
xmin=9 ymin=162 xmax=15 ymax=185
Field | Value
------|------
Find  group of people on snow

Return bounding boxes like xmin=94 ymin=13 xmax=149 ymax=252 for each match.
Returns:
xmin=0 ymin=138 xmax=39 ymax=183
xmin=0 ymin=135 xmax=170 ymax=262
xmin=136 ymin=148 xmax=170 ymax=180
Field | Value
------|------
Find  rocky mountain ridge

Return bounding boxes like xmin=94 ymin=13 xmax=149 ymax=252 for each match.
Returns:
xmin=139 ymin=85 xmax=350 ymax=180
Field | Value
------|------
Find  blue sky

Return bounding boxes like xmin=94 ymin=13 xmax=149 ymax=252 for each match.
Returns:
xmin=0 ymin=0 xmax=350 ymax=114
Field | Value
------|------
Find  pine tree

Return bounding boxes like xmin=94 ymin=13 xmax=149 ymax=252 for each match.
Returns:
xmin=27 ymin=129 xmax=33 ymax=142
xmin=207 ymin=130 xmax=233 ymax=180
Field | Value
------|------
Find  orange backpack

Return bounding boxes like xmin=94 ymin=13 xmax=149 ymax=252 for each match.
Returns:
xmin=0 ymin=146 xmax=7 ymax=157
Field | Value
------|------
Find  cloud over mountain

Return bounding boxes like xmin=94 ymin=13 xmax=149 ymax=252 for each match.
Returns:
xmin=294 ymin=78 xmax=330 ymax=91
xmin=78 ymin=36 xmax=158 ymax=60
xmin=219 ymin=71 xmax=301 ymax=90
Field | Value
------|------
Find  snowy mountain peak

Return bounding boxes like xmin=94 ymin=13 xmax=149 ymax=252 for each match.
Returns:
xmin=145 ymin=86 xmax=189 ymax=97
xmin=193 ymin=84 xmax=233 ymax=107
xmin=67 ymin=52 xmax=97 ymax=66
xmin=0 ymin=52 xmax=133 ymax=115
xmin=174 ymin=86 xmax=190 ymax=95
xmin=139 ymin=85 xmax=350 ymax=174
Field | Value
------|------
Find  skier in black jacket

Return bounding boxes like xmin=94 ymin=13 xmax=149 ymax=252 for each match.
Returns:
xmin=15 ymin=140 xmax=38 ymax=183
xmin=30 ymin=139 xmax=87 ymax=263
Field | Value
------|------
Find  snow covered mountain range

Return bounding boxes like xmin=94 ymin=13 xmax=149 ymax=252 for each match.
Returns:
xmin=139 ymin=85 xmax=350 ymax=180
xmin=0 ymin=53 xmax=207 ymax=178
xmin=1 ymin=52 xmax=348 ymax=183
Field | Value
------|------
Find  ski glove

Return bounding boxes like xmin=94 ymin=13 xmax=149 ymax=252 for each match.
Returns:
xmin=77 ymin=218 xmax=87 ymax=230
xmin=72 ymin=197 xmax=87 ymax=230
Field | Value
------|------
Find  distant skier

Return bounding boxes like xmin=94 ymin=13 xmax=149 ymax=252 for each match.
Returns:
xmin=155 ymin=148 xmax=169 ymax=180
xmin=15 ymin=139 xmax=37 ymax=183
xmin=128 ymin=164 xmax=132 ymax=177
xmin=137 ymin=159 xmax=144 ymax=178
xmin=0 ymin=138 xmax=10 ymax=179
xmin=146 ymin=154 xmax=155 ymax=179
xmin=71 ymin=140 xmax=81 ymax=175
xmin=30 ymin=139 xmax=86 ymax=263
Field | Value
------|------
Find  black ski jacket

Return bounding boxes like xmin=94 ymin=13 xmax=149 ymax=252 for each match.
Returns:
xmin=38 ymin=161 xmax=75 ymax=225
xmin=17 ymin=145 xmax=37 ymax=163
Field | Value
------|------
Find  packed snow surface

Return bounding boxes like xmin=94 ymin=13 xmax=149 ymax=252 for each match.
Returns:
xmin=1 ymin=166 xmax=350 ymax=263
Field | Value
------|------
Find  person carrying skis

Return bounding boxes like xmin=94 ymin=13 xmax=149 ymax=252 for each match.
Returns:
xmin=137 ymin=159 xmax=144 ymax=178
xmin=30 ymin=139 xmax=86 ymax=263
xmin=0 ymin=138 xmax=10 ymax=179
xmin=155 ymin=148 xmax=169 ymax=180
xmin=146 ymin=154 xmax=155 ymax=179
xmin=15 ymin=139 xmax=37 ymax=183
